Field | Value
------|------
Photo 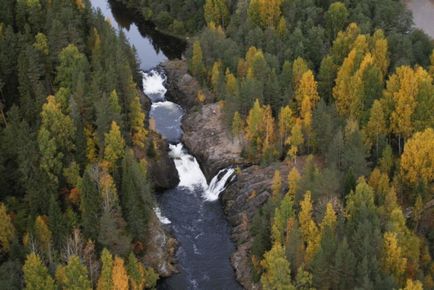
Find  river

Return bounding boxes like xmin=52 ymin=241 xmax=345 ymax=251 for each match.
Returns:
xmin=91 ymin=1 xmax=242 ymax=289
xmin=406 ymin=0 xmax=434 ymax=38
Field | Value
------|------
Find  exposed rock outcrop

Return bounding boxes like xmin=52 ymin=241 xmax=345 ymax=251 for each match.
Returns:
xmin=182 ymin=103 xmax=247 ymax=181
xmin=149 ymin=132 xmax=180 ymax=191
xmin=222 ymin=160 xmax=306 ymax=290
xmin=161 ymin=59 xmax=214 ymax=109
xmin=143 ymin=213 xmax=178 ymax=277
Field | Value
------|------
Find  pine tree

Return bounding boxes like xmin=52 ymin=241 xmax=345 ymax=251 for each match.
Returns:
xmin=23 ymin=252 xmax=56 ymax=290
xmin=0 ymin=203 xmax=14 ymax=253
xmin=127 ymin=252 xmax=145 ymax=290
xmin=48 ymin=194 xmax=66 ymax=250
xmin=129 ymin=95 xmax=147 ymax=150
xmin=112 ymin=256 xmax=128 ymax=290
xmin=62 ymin=256 xmax=92 ymax=290
xmin=121 ymin=150 xmax=153 ymax=241
xmin=364 ymin=100 xmax=386 ymax=158
xmin=97 ymin=248 xmax=113 ymax=290
xmin=260 ymin=242 xmax=294 ymax=290
xmin=325 ymin=2 xmax=349 ymax=39
xmin=79 ymin=166 xmax=102 ymax=241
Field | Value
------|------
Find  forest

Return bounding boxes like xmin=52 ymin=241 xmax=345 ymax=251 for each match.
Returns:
xmin=0 ymin=0 xmax=162 ymax=288
xmin=0 ymin=0 xmax=434 ymax=289
xmin=185 ymin=0 xmax=434 ymax=289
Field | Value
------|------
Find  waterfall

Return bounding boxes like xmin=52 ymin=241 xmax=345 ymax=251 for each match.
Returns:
xmin=142 ymin=70 xmax=167 ymax=102
xmin=143 ymin=69 xmax=235 ymax=202
xmin=204 ymin=168 xmax=236 ymax=202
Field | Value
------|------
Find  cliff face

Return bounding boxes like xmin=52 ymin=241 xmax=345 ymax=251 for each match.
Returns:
xmin=182 ymin=103 xmax=247 ymax=181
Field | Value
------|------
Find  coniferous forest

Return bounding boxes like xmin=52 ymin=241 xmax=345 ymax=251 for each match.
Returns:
xmin=1 ymin=0 xmax=434 ymax=289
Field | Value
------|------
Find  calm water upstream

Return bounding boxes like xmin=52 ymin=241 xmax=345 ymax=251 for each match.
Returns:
xmin=91 ymin=1 xmax=241 ymax=289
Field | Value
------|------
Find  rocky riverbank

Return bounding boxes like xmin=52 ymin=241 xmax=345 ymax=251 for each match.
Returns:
xmin=162 ymin=59 xmax=310 ymax=288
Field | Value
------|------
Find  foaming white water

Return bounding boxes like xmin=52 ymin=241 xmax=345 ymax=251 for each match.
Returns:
xmin=154 ymin=207 xmax=171 ymax=224
xmin=142 ymin=70 xmax=167 ymax=101
xmin=169 ymin=144 xmax=208 ymax=190
xmin=204 ymin=168 xmax=236 ymax=201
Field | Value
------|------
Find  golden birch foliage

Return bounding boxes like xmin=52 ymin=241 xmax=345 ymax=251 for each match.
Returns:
xmin=371 ymin=29 xmax=389 ymax=75
xmin=320 ymin=202 xmax=337 ymax=231
xmin=271 ymin=170 xmax=282 ymax=199
xmin=97 ymin=248 xmax=113 ymax=290
xmin=204 ymin=0 xmax=229 ymax=27
xmin=0 ymin=203 xmax=15 ymax=253
xmin=112 ymin=256 xmax=129 ymax=290
xmin=260 ymin=242 xmax=295 ymax=290
xmin=278 ymin=106 xmax=294 ymax=145
xmin=104 ymin=121 xmax=125 ymax=168
xmin=286 ymin=119 xmax=303 ymax=162
xmin=225 ymin=70 xmax=239 ymax=97
xmin=295 ymin=70 xmax=320 ymax=110
xmin=277 ymin=16 xmax=287 ymax=37
xmin=210 ymin=60 xmax=222 ymax=93
xmin=299 ymin=191 xmax=320 ymax=263
xmin=382 ymin=232 xmax=407 ymax=281
xmin=400 ymin=128 xmax=434 ymax=185
xmin=287 ymin=167 xmax=300 ymax=197
xmin=191 ymin=40 xmax=205 ymax=79
xmin=292 ymin=57 xmax=309 ymax=91
xmin=23 ymin=252 xmax=56 ymax=290
xmin=245 ymin=99 xmax=264 ymax=143
xmin=262 ymin=105 xmax=276 ymax=157
xmin=63 ymin=256 xmax=92 ymax=290
xmin=248 ymin=0 xmax=283 ymax=29
xmin=333 ymin=49 xmax=358 ymax=117
xmin=330 ymin=22 xmax=360 ymax=63
xmin=400 ymin=279 xmax=423 ymax=290
xmin=34 ymin=216 xmax=52 ymax=252
xmin=388 ymin=66 xmax=418 ymax=139
xmin=364 ymin=99 xmax=387 ymax=148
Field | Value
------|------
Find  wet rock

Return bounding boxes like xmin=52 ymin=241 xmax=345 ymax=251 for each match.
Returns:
xmin=143 ymin=213 xmax=178 ymax=277
xmin=147 ymin=132 xmax=180 ymax=191
xmin=182 ymin=103 xmax=247 ymax=181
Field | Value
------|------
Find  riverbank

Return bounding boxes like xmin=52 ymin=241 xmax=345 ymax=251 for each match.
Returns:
xmin=162 ymin=59 xmax=310 ymax=289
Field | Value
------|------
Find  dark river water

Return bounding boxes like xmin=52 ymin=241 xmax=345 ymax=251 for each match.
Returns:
xmin=91 ymin=1 xmax=241 ymax=289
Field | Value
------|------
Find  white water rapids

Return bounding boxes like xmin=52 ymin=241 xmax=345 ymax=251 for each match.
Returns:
xmin=142 ymin=69 xmax=235 ymax=210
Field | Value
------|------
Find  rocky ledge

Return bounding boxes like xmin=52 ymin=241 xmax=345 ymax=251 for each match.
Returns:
xmin=143 ymin=213 xmax=178 ymax=277
xmin=182 ymin=103 xmax=247 ymax=180
xmin=161 ymin=59 xmax=214 ymax=109
xmin=222 ymin=162 xmax=294 ymax=289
